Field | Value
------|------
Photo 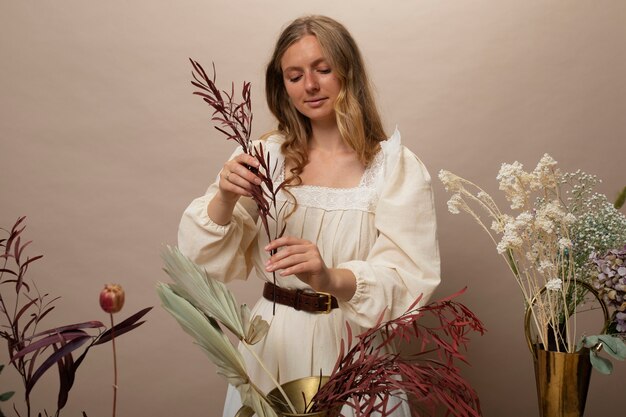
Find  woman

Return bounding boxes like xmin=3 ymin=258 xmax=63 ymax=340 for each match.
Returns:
xmin=179 ymin=15 xmax=440 ymax=416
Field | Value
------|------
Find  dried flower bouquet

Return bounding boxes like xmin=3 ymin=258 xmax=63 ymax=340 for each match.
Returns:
xmin=439 ymin=155 xmax=626 ymax=356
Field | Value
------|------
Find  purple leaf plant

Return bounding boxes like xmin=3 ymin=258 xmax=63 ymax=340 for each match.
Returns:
xmin=0 ymin=216 xmax=151 ymax=417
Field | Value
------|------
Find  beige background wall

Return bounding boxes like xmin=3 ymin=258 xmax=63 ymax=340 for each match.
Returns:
xmin=1 ymin=1 xmax=624 ymax=416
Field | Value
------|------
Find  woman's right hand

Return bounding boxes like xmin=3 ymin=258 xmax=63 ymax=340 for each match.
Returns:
xmin=207 ymin=153 xmax=262 ymax=225
xmin=218 ymin=153 xmax=262 ymax=203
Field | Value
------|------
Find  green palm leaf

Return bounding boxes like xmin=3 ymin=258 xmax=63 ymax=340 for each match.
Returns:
xmin=157 ymin=283 xmax=247 ymax=385
xmin=161 ymin=246 xmax=246 ymax=337
xmin=157 ymin=283 xmax=277 ymax=417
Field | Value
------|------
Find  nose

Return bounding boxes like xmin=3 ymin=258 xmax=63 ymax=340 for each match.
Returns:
xmin=304 ymin=71 xmax=319 ymax=93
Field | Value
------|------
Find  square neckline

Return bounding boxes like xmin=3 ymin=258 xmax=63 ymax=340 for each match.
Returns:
xmin=279 ymin=148 xmax=384 ymax=191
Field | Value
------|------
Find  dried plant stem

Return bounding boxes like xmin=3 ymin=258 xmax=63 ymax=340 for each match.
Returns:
xmin=109 ymin=313 xmax=118 ymax=417
xmin=241 ymin=341 xmax=296 ymax=414
xmin=459 ymin=182 xmax=501 ymax=220
xmin=309 ymin=290 xmax=484 ymax=417
xmin=190 ymin=60 xmax=288 ymax=316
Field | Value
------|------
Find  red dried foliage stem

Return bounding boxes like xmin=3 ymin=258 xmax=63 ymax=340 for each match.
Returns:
xmin=310 ymin=288 xmax=486 ymax=417
xmin=190 ymin=60 xmax=253 ymax=152
xmin=190 ymin=59 xmax=288 ymax=312
xmin=1 ymin=216 xmax=47 ymax=416
xmin=0 ymin=217 xmax=151 ymax=417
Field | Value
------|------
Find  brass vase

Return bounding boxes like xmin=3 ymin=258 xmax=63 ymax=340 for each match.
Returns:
xmin=532 ymin=345 xmax=592 ymax=417
xmin=234 ymin=376 xmax=340 ymax=417
xmin=524 ymin=280 xmax=609 ymax=417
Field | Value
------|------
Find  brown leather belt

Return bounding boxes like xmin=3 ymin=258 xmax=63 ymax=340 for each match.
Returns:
xmin=263 ymin=282 xmax=338 ymax=314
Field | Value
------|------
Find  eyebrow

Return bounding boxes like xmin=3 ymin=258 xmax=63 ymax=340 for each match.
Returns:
xmin=282 ymin=58 xmax=329 ymax=73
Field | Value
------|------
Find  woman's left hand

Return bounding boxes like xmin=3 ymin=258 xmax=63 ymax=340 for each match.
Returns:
xmin=264 ymin=236 xmax=331 ymax=291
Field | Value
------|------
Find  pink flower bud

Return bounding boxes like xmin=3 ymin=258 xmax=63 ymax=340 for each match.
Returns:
xmin=99 ymin=284 xmax=125 ymax=313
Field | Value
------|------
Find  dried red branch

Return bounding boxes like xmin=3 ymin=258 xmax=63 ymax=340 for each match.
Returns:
xmin=310 ymin=288 xmax=485 ymax=417
xmin=190 ymin=59 xmax=289 ymax=312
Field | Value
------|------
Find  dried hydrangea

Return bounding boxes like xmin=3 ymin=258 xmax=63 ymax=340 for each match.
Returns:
xmin=591 ymin=246 xmax=626 ymax=333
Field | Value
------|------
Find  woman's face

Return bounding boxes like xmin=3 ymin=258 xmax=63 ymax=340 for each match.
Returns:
xmin=280 ymin=35 xmax=341 ymax=125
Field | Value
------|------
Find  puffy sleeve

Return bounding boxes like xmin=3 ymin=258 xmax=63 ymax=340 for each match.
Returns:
xmin=337 ymin=134 xmax=441 ymax=328
xmin=177 ymin=146 xmax=260 ymax=283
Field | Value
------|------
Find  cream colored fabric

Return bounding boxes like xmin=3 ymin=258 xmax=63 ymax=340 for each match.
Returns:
xmin=178 ymin=129 xmax=440 ymax=416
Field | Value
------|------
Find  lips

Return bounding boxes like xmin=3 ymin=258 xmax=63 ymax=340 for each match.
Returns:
xmin=304 ymin=97 xmax=328 ymax=108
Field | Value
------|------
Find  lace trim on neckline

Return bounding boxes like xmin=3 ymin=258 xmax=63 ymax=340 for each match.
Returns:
xmin=275 ymin=150 xmax=384 ymax=212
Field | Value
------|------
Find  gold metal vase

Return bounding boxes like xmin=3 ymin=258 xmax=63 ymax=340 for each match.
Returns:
xmin=234 ymin=376 xmax=340 ymax=417
xmin=524 ymin=280 xmax=609 ymax=417
xmin=532 ymin=346 xmax=592 ymax=417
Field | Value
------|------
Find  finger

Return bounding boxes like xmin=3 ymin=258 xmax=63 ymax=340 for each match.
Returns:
xmin=267 ymin=244 xmax=308 ymax=264
xmin=223 ymin=158 xmax=260 ymax=188
xmin=233 ymin=154 xmax=262 ymax=184
xmin=225 ymin=170 xmax=257 ymax=191
xmin=221 ymin=179 xmax=252 ymax=197
xmin=227 ymin=160 xmax=262 ymax=187
xmin=218 ymin=167 xmax=247 ymax=192
xmin=235 ymin=153 xmax=261 ymax=169
xmin=266 ymin=253 xmax=310 ymax=273
xmin=283 ymin=256 xmax=328 ymax=279
xmin=279 ymin=261 xmax=314 ymax=277
xmin=265 ymin=236 xmax=307 ymax=252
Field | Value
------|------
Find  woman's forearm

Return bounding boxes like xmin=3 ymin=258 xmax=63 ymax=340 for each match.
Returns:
xmin=206 ymin=191 xmax=238 ymax=226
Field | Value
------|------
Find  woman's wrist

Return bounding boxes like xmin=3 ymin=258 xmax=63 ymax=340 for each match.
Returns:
xmin=207 ymin=191 xmax=238 ymax=225
xmin=318 ymin=268 xmax=356 ymax=302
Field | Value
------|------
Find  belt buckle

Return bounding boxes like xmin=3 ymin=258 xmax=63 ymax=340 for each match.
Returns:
xmin=316 ymin=291 xmax=333 ymax=314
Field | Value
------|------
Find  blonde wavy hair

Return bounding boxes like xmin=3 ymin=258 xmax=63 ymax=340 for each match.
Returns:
xmin=265 ymin=15 xmax=387 ymax=187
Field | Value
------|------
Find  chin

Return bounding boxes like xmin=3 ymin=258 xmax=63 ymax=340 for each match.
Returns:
xmin=299 ymin=109 xmax=336 ymax=124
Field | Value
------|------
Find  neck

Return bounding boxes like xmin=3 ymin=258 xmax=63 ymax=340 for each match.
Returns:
xmin=308 ymin=119 xmax=347 ymax=152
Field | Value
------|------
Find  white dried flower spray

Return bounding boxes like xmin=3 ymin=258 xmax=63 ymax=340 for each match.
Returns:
xmin=438 ymin=170 xmax=463 ymax=192
xmin=531 ymin=153 xmax=559 ymax=189
xmin=447 ymin=193 xmax=463 ymax=214
xmin=558 ymin=238 xmax=573 ymax=249
xmin=438 ymin=153 xmax=626 ymax=353
xmin=546 ymin=278 xmax=563 ymax=292
xmin=497 ymin=161 xmax=534 ymax=209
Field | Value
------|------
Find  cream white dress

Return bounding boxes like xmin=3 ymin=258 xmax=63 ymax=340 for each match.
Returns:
xmin=178 ymin=129 xmax=440 ymax=417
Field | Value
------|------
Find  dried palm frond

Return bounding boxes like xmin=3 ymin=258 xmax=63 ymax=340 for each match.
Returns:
xmin=163 ymin=246 xmax=241 ymax=337
xmin=158 ymin=248 xmax=296 ymax=414
xmin=161 ymin=246 xmax=269 ymax=345
xmin=157 ymin=283 xmax=278 ymax=417
xmin=157 ymin=283 xmax=246 ymax=384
